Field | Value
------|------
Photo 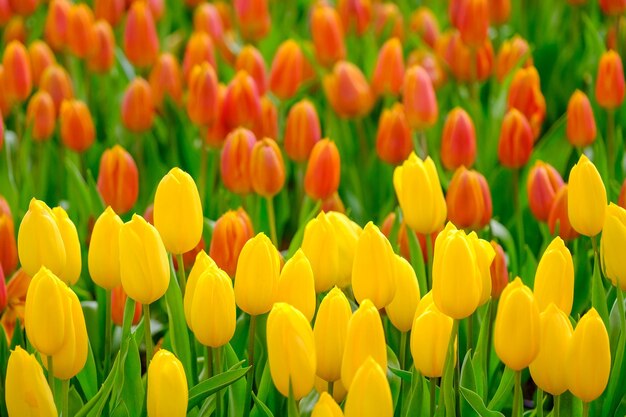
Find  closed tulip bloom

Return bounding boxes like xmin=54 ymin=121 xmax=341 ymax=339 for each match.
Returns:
xmin=494 ymin=277 xmax=541 ymax=370
xmin=67 ymin=4 xmax=96 ymax=59
xmin=40 ymin=64 xmax=74 ymax=114
xmin=18 ymin=198 xmax=66 ymax=278
xmin=437 ymin=30 xmax=494 ymax=83
xmin=595 ymin=50 xmax=625 ymax=109
xmin=386 ymin=255 xmax=420 ymax=332
xmin=94 ymin=0 xmax=124 ymax=25
xmin=0 ymin=197 xmax=17 ymax=276
xmin=497 ymin=108 xmax=533 ymax=168
xmin=314 ymin=287 xmax=352 ymax=382
xmin=533 ymin=237 xmax=574 ymax=314
xmin=119 ymin=214 xmax=170 ymax=305
xmin=3 ymin=41 xmax=31 ymax=102
xmin=311 ymin=2 xmax=345 ymax=67
xmin=236 ymin=45 xmax=267 ymax=95
xmin=6 ymin=347 xmax=57 ymax=417
xmin=51 ymin=207 xmax=81 ymax=285
xmin=567 ymin=309 xmax=611 ymax=402
xmin=269 ymin=40 xmax=307 ymax=100
xmin=220 ymin=128 xmax=257 ymax=194
xmin=122 ymin=77 xmax=154 ymax=133
xmin=322 ymin=193 xmax=346 ymax=214
xmin=403 ymin=65 xmax=438 ymax=130
xmin=337 ymin=0 xmax=371 ymax=36
xmin=527 ymin=161 xmax=565 ymax=222
xmin=26 ymin=91 xmax=56 ymax=142
xmin=60 ymin=99 xmax=95 ymax=152
xmin=393 ymin=153 xmax=446 ymax=234
xmin=234 ymin=233 xmax=280 ymax=315
xmin=284 ymin=99 xmax=321 ymax=162
xmin=409 ymin=7 xmax=440 ymax=48
xmin=410 ymin=292 xmax=455 ymax=377
xmin=529 ymin=304 xmax=573 ymax=395
xmin=327 ymin=212 xmax=362 ymax=288
xmin=344 ymin=357 xmax=392 ymax=417
xmin=375 ymin=103 xmax=412 ymax=165
xmin=508 ymin=66 xmax=546 ymax=138
xmin=149 ymin=53 xmax=183 ymax=107
xmin=111 ymin=285 xmax=142 ymax=326
xmin=154 ymin=168 xmax=203 ymax=254
xmin=451 ymin=0 xmax=489 ymax=47
xmin=490 ymin=241 xmax=509 ymax=298
xmin=372 ymin=3 xmax=404 ymax=40
xmin=0 ymin=0 xmax=10 ymax=24
xmin=97 ymin=145 xmax=139 ymax=214
xmin=182 ymin=32 xmax=216 ymax=82
xmin=600 ymin=0 xmax=626 ymax=14
xmin=548 ymin=185 xmax=579 ymax=241
xmin=601 ymin=203 xmax=626 ymax=289
xmin=341 ymin=299 xmax=387 ymax=389
xmin=371 ymin=38 xmax=405 ymax=96
xmin=495 ymin=35 xmax=532 ymax=82
xmin=184 ymin=251 xmax=217 ymax=324
xmin=222 ymin=70 xmax=262 ymax=134
xmin=301 ymin=211 xmax=339 ymax=293
xmin=250 ymin=138 xmax=285 ymax=198
xmin=312 ymin=392 xmax=344 ymax=417
xmin=323 ymin=61 xmax=373 ymax=118
xmin=209 ymin=208 xmax=254 ymax=277
xmin=193 ymin=3 xmax=224 ymax=41
xmin=124 ymin=2 xmax=159 ymax=67
xmin=3 ymin=17 xmax=26 ymax=45
xmin=28 ymin=41 xmax=55 ymax=86
xmin=276 ymin=250 xmax=316 ymax=322
xmin=568 ymin=154 xmax=607 ymax=237
xmin=566 ymin=90 xmax=596 ymax=147
xmin=446 ymin=167 xmax=492 ymax=230
xmin=441 ymin=107 xmax=476 ymax=170
xmin=147 ymin=349 xmax=188 ymax=417
xmin=491 ymin=0 xmax=511 ymax=23
xmin=304 ymin=139 xmax=340 ymax=201
xmin=88 ymin=207 xmax=123 ymax=290
xmin=88 ymin=20 xmax=116 ymax=73
xmin=0 ymin=66 xmax=12 ymax=117
xmin=44 ymin=0 xmax=70 ymax=51
xmin=187 ymin=63 xmax=219 ymax=127
xmin=234 ymin=0 xmax=270 ymax=41
xmin=620 ymin=180 xmax=626 ymax=209
xmin=260 ymin=96 xmax=278 ymax=139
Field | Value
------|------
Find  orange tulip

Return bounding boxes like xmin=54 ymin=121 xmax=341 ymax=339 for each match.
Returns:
xmin=149 ymin=53 xmax=183 ymax=108
xmin=234 ymin=0 xmax=270 ymax=41
xmin=39 ymin=65 xmax=74 ymax=115
xmin=441 ymin=107 xmax=476 ymax=170
xmin=595 ymin=50 xmax=625 ymax=110
xmin=381 ymin=212 xmax=438 ymax=263
xmin=60 ymin=99 xmax=94 ymax=153
xmin=321 ymin=193 xmax=346 ymax=214
xmin=548 ymin=185 xmax=579 ymax=241
xmin=371 ymin=38 xmax=405 ymax=96
xmin=87 ymin=20 xmax=116 ymax=73
xmin=450 ymin=0 xmax=489 ymax=47
xmin=436 ymin=30 xmax=494 ymax=83
xmin=220 ymin=128 xmax=257 ymax=195
xmin=97 ymin=145 xmax=139 ymax=215
xmin=209 ymin=208 xmax=254 ymax=277
xmin=495 ymin=35 xmax=532 ymax=82
xmin=619 ymin=179 xmax=626 ymax=210
xmin=407 ymin=50 xmax=447 ymax=89
xmin=337 ymin=0 xmax=371 ymax=35
xmin=508 ymin=66 xmax=546 ymax=138
xmin=250 ymin=138 xmax=285 ymax=198
xmin=9 ymin=0 xmax=38 ymax=16
xmin=600 ymin=0 xmax=626 ymax=15
xmin=446 ymin=166 xmax=492 ymax=230
xmin=526 ymin=161 xmax=564 ymax=223
xmin=311 ymin=2 xmax=345 ymax=67
xmin=498 ymin=108 xmax=533 ymax=169
xmin=376 ymin=103 xmax=412 ymax=165
xmin=284 ymin=99 xmax=321 ymax=162
xmin=0 ymin=67 xmax=12 ymax=117
xmin=186 ymin=63 xmax=219 ymax=127
xmin=305 ymin=139 xmax=341 ymax=201
xmin=235 ymin=45 xmax=267 ymax=96
xmin=121 ymin=77 xmax=154 ymax=133
xmin=111 ymin=285 xmax=141 ymax=326
xmin=44 ymin=0 xmax=70 ymax=51
xmin=323 ymin=61 xmax=373 ymax=118
xmin=403 ymin=65 xmax=438 ymax=130
xmin=222 ymin=70 xmax=262 ymax=134
xmin=3 ymin=17 xmax=26 ymax=45
xmin=372 ymin=2 xmax=404 ymax=40
xmin=205 ymin=83 xmax=228 ymax=148
xmin=0 ymin=0 xmax=10 ymax=25
xmin=94 ymin=0 xmax=124 ymax=26
xmin=123 ymin=1 xmax=159 ymax=68
xmin=193 ymin=3 xmax=225 ymax=43
xmin=67 ymin=3 xmax=96 ymax=59
xmin=28 ymin=41 xmax=55 ymax=87
xmin=214 ymin=1 xmax=233 ymax=31
xmin=490 ymin=241 xmax=509 ymax=298
xmin=409 ymin=7 xmax=440 ymax=49
xmin=269 ymin=40 xmax=308 ymax=100
xmin=261 ymin=96 xmax=278 ymax=139
xmin=0 ymin=197 xmax=17 ymax=276
xmin=2 ymin=41 xmax=31 ymax=102
xmin=26 ymin=91 xmax=55 ymax=142
xmin=182 ymin=32 xmax=216 ymax=82
xmin=566 ymin=90 xmax=596 ymax=148
xmin=490 ymin=0 xmax=511 ymax=24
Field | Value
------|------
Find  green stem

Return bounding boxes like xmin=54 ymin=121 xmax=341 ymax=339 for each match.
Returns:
xmin=199 ymin=142 xmax=208 ymax=211
xmin=399 ymin=331 xmax=407 ymax=370
xmin=607 ymin=109 xmax=616 ymax=184
xmin=176 ymin=253 xmax=187 ymax=295
xmin=420 ymin=130 xmax=428 ymax=158
xmin=207 ymin=345 xmax=213 ymax=379
xmin=513 ymin=370 xmax=522 ymax=417
xmin=214 ymin=346 xmax=223 ymax=417
xmin=398 ymin=331 xmax=409 ymax=416
xmin=443 ymin=320 xmax=459 ymax=417
xmin=61 ymin=379 xmax=69 ymax=417
xmin=554 ymin=395 xmax=560 ymax=417
xmin=582 ymin=402 xmax=589 ymax=417
xmin=328 ymin=380 xmax=334 ymax=397
xmin=267 ymin=197 xmax=278 ymax=248
xmin=536 ymin=388 xmax=543 ymax=417
xmin=242 ymin=314 xmax=257 ymax=417
xmin=104 ymin=289 xmax=112 ymax=375
xmin=485 ymin=299 xmax=497 ymax=401
xmin=513 ymin=169 xmax=525 ymax=271
xmin=143 ymin=304 xmax=153 ymax=369
xmin=430 ymin=377 xmax=437 ymax=417
xmin=426 ymin=233 xmax=433 ymax=291
xmin=47 ymin=355 xmax=55 ymax=398
xmin=467 ymin=315 xmax=474 ymax=353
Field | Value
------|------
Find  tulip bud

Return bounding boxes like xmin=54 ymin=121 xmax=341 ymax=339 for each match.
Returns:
xmin=6 ymin=346 xmax=57 ymax=417
xmin=386 ymin=255 xmax=420 ymax=332
xmin=322 ymin=193 xmax=346 ymax=214
xmin=446 ymin=166 xmax=492 ymax=230
xmin=341 ymin=299 xmax=387 ymax=389
xmin=441 ymin=107 xmax=476 ymax=170
xmin=67 ymin=4 xmax=96 ymax=59
xmin=526 ymin=161 xmax=565 ymax=222
xmin=250 ymin=138 xmax=285 ymax=198
xmin=88 ymin=207 xmax=123 ymax=290
xmin=234 ymin=0 xmax=270 ymax=42
xmin=60 ymin=99 xmax=95 ymax=153
xmin=568 ymin=154 xmax=607 ymax=237
xmin=94 ymin=0 xmax=124 ymax=26
xmin=119 ymin=214 xmax=170 ymax=305
xmin=394 ymin=153 xmax=447 ymax=234
xmin=234 ymin=233 xmax=280 ymax=315
xmin=491 ymin=0 xmax=511 ymax=23
xmin=314 ymin=287 xmax=352 ymax=382
xmin=235 ymin=45 xmax=267 ymax=96
xmin=97 ymin=145 xmax=139 ymax=215
xmin=183 ymin=251 xmax=217 ymax=323
xmin=193 ymin=3 xmax=224 ymax=40
xmin=601 ymin=203 xmax=626 ymax=290
xmin=0 ymin=66 xmax=12 ymax=117
xmin=372 ymin=3 xmax=404 ymax=40
xmin=260 ymin=96 xmax=278 ymax=139
xmin=337 ymin=0 xmax=371 ymax=36
xmin=0 ymin=197 xmax=17 ymax=276
xmin=371 ymin=38 xmax=405 ymax=96
xmin=26 ymin=91 xmax=56 ymax=142
xmin=267 ymin=303 xmax=316 ymax=399
xmin=209 ymin=208 xmax=254 ymax=277
xmin=344 ymin=357 xmax=392 ymax=417
xmin=187 ymin=63 xmax=219 ymax=127
xmin=301 ymin=211 xmax=339 ymax=293
xmin=375 ymin=103 xmax=412 ymax=165
xmin=28 ymin=41 xmax=55 ymax=86
xmin=548 ymin=185 xmax=579 ymax=241
xmin=600 ymin=0 xmax=626 ymax=15
xmin=40 ymin=64 xmax=74 ymax=114
xmin=327 ymin=212 xmax=362 ymax=287
xmin=182 ymin=32 xmax=216 ymax=82
xmin=124 ymin=1 xmax=159 ymax=68
xmin=44 ymin=0 xmax=70 ymax=51
xmin=18 ymin=199 xmax=66 ymax=278
xmin=450 ymin=0 xmax=489 ymax=47
xmin=312 ymin=392 xmax=344 ymax=417
xmin=490 ymin=241 xmax=509 ymax=298
xmin=149 ymin=53 xmax=183 ymax=108
xmin=220 ymin=128 xmax=257 ymax=195
xmin=410 ymin=292 xmax=455 ymax=377
xmin=533 ymin=237 xmax=574 ymax=314
xmin=3 ymin=17 xmax=27 ymax=45
xmin=222 ymin=70 xmax=262 ymax=134
xmin=111 ymin=285 xmax=141 ymax=326
xmin=567 ymin=309 xmax=611 ymax=402
xmin=409 ymin=7 xmax=439 ymax=48
xmin=566 ymin=90 xmax=596 ymax=148
xmin=403 ymin=65 xmax=438 ymax=130
xmin=51 ymin=207 xmax=81 ymax=285
xmin=595 ymin=50 xmax=625 ymax=110
xmin=284 ymin=99 xmax=321 ymax=162
xmin=497 ymin=108 xmax=533 ymax=168
xmin=276 ymin=250 xmax=316 ymax=322
xmin=495 ymin=35 xmax=532 ymax=82
xmin=323 ymin=61 xmax=373 ymax=118
xmin=268 ymin=40 xmax=308 ymax=101
xmin=87 ymin=20 xmax=116 ymax=73
xmin=3 ymin=41 xmax=32 ymax=102
xmin=147 ymin=349 xmax=189 ymax=417
xmin=529 ymin=304 xmax=573 ymax=395
xmin=436 ymin=30 xmax=494 ymax=83
xmin=304 ymin=139 xmax=341 ymax=201
xmin=121 ymin=77 xmax=154 ymax=133
xmin=311 ymin=2 xmax=346 ymax=67
xmin=494 ymin=277 xmax=541 ymax=370
xmin=507 ymin=66 xmax=546 ymax=138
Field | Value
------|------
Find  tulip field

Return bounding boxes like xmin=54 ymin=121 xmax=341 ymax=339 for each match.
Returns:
xmin=2 ymin=0 xmax=626 ymax=416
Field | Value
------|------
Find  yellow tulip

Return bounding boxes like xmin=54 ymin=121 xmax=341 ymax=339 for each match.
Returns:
xmin=533 ymin=237 xmax=574 ymax=314
xmin=314 ymin=287 xmax=352 ymax=382
xmin=17 ymin=198 xmax=66 ymax=278
xmin=529 ymin=304 xmax=573 ymax=395
xmin=266 ymin=303 xmax=317 ymax=399
xmin=301 ymin=211 xmax=339 ymax=293
xmin=567 ymin=154 xmax=606 ymax=237
xmin=326 ymin=211 xmax=362 ymax=288
xmin=51 ymin=207 xmax=82 ymax=285
xmin=352 ymin=222 xmax=396 ymax=309
xmin=567 ymin=308 xmax=610 ymax=402
xmin=341 ymin=299 xmax=387 ymax=389
xmin=119 ymin=214 xmax=170 ymax=305
xmin=601 ymin=203 xmax=626 ymax=290
xmin=312 ymin=392 xmax=344 ymax=417
xmin=276 ymin=249 xmax=316 ymax=322
xmin=315 ymin=376 xmax=347 ymax=403
xmin=184 ymin=250 xmax=217 ymax=326
xmin=154 ymin=167 xmax=204 ymax=254
xmin=88 ymin=207 xmax=123 ymax=290
xmin=386 ymin=255 xmax=420 ymax=332
xmin=432 ymin=222 xmax=484 ymax=319
xmin=344 ymin=357 xmax=393 ymax=417
xmin=393 ymin=153 xmax=446 ymax=234
xmin=6 ymin=346 xmax=57 ymax=417
xmin=410 ymin=292 xmax=455 ymax=378
xmin=147 ymin=349 xmax=189 ymax=417
xmin=234 ymin=233 xmax=280 ymax=316
xmin=187 ymin=266 xmax=236 ymax=348
xmin=468 ymin=232 xmax=496 ymax=305
xmin=494 ymin=277 xmax=541 ymax=371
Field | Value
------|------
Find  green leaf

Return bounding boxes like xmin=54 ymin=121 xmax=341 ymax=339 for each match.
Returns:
xmin=113 ymin=337 xmax=144 ymax=417
xmin=75 ymin=354 xmax=121 ymax=417
xmin=405 ymin=369 xmax=430 ymax=417
xmin=460 ymin=387 xmax=505 ymax=417
xmin=251 ymin=392 xmax=275 ymax=417
xmin=389 ymin=366 xmax=412 ymax=383
xmin=76 ymin=339 xmax=98 ymax=400
xmin=188 ymin=365 xmax=251 ymax=411
xmin=591 ymin=253 xmax=610 ymax=329
xmin=487 ymin=367 xmax=515 ymax=412
xmin=406 ymin=227 xmax=428 ymax=297
xmin=490 ymin=220 xmax=518 ymax=279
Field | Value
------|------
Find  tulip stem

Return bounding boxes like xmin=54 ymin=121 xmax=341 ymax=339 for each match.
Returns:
xmin=554 ymin=395 xmax=560 ymax=417
xmin=104 ymin=289 xmax=112 ymax=374
xmin=512 ymin=370 xmax=522 ymax=417
xmin=399 ymin=331 xmax=407 ymax=370
xmin=513 ymin=169 xmax=525 ymax=270
xmin=47 ymin=355 xmax=55 ymax=398
xmin=430 ymin=377 xmax=437 ymax=417
xmin=582 ymin=402 xmax=589 ymax=417
xmin=207 ymin=345 xmax=213 ymax=379
xmin=199 ymin=143 xmax=208 ymax=211
xmin=607 ymin=109 xmax=616 ymax=183
xmin=328 ymin=381 xmax=334 ymax=397
xmin=143 ymin=304 xmax=153 ymax=369
xmin=214 ymin=346 xmax=223 ymax=417
xmin=267 ymin=197 xmax=278 ymax=248
xmin=442 ymin=319 xmax=459 ymax=417
xmin=536 ymin=388 xmax=543 ymax=417
xmin=242 ymin=314 xmax=257 ymax=417
xmin=176 ymin=253 xmax=187 ymax=295
xmin=61 ymin=379 xmax=69 ymax=417
xmin=426 ymin=233 xmax=433 ymax=290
